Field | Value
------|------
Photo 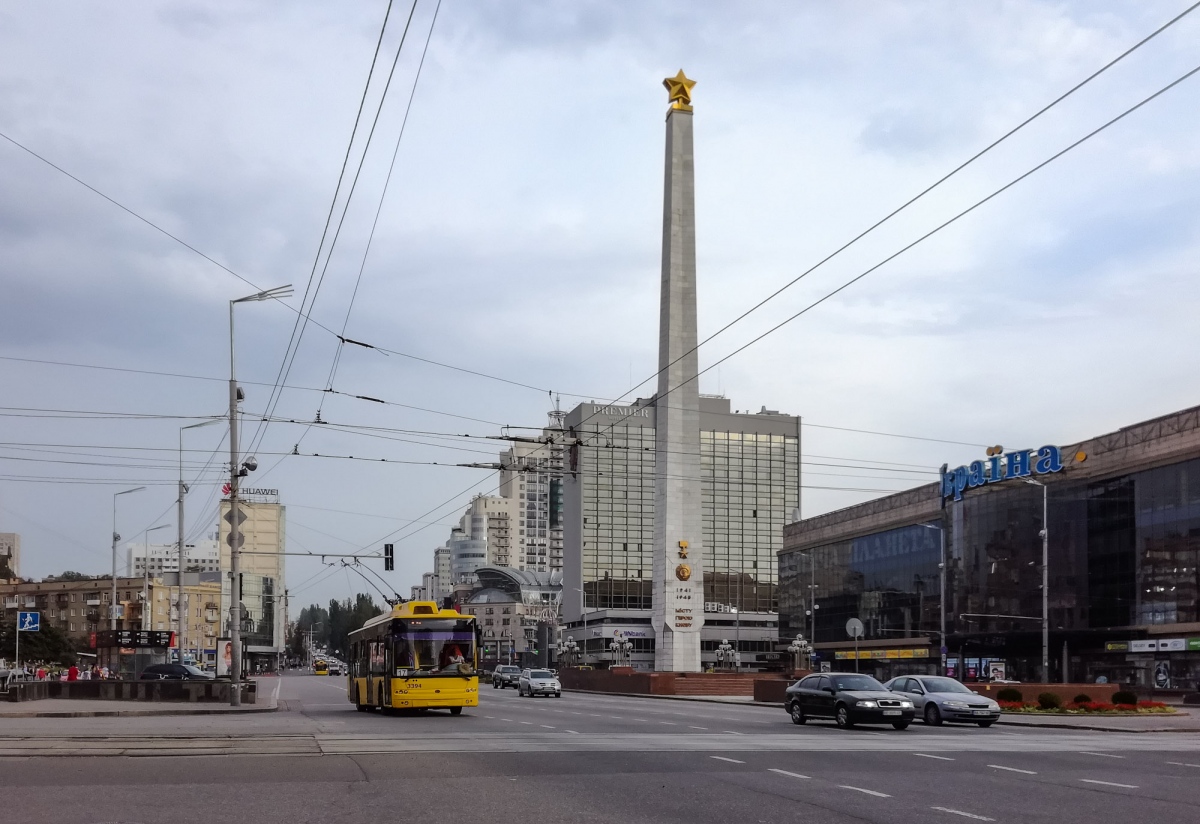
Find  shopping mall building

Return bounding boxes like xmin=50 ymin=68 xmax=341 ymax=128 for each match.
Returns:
xmin=779 ymin=404 xmax=1200 ymax=691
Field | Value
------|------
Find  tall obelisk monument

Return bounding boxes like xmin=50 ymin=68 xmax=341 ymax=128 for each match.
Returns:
xmin=652 ymin=70 xmax=703 ymax=672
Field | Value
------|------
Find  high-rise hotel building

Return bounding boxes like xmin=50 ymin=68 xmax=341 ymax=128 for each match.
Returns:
xmin=561 ymin=395 xmax=799 ymax=668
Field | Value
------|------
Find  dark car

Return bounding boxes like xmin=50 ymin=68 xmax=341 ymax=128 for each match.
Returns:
xmin=492 ymin=664 xmax=521 ymax=689
xmin=785 ymin=672 xmax=915 ymax=729
xmin=139 ymin=663 xmax=214 ymax=681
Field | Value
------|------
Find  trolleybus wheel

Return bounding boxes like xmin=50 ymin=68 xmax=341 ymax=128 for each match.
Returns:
xmin=450 ymin=707 xmax=463 ymax=716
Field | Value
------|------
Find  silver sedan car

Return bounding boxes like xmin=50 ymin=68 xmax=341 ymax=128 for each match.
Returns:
xmin=883 ymin=675 xmax=1001 ymax=727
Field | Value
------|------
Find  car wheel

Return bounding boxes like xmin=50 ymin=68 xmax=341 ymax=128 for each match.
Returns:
xmin=450 ymin=707 xmax=463 ymax=716
xmin=924 ymin=704 xmax=943 ymax=726
xmin=788 ymin=702 xmax=806 ymax=725
xmin=835 ymin=705 xmax=853 ymax=728
xmin=977 ymin=720 xmax=995 ymax=728
xmin=892 ymin=721 xmax=910 ymax=730
xmin=492 ymin=681 xmax=498 ymax=689
xmin=555 ymin=692 xmax=561 ymax=698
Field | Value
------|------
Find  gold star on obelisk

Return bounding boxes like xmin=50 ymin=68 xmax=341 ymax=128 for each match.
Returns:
xmin=663 ymin=69 xmax=696 ymax=111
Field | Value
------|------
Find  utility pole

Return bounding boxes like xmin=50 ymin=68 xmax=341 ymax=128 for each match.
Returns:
xmin=227 ymin=284 xmax=290 ymax=707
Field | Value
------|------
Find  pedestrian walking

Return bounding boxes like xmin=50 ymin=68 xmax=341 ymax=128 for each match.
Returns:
xmin=67 ymin=664 xmax=79 ymax=681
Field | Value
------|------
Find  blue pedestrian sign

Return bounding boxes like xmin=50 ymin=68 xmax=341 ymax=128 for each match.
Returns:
xmin=17 ymin=611 xmax=39 ymax=632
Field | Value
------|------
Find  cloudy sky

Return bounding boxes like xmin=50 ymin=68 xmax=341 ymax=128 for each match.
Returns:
xmin=2 ymin=1 xmax=1198 ymax=611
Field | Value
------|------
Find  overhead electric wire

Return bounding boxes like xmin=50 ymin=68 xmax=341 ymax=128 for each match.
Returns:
xmin=250 ymin=0 xmax=400 ymax=434
xmin=251 ymin=0 xmax=420 ymax=459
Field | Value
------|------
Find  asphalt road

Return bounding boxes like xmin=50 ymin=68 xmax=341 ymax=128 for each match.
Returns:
xmin=3 ymin=673 xmax=1199 ymax=823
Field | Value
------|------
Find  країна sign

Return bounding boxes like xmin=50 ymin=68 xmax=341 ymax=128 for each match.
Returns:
xmin=940 ymin=446 xmax=1064 ymax=502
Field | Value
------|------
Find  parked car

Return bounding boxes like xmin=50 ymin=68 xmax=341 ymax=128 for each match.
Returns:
xmin=785 ymin=672 xmax=914 ymax=729
xmin=518 ymin=668 xmax=562 ymax=698
xmin=139 ymin=663 xmax=214 ymax=681
xmin=883 ymin=675 xmax=1001 ymax=727
xmin=492 ymin=664 xmax=522 ymax=689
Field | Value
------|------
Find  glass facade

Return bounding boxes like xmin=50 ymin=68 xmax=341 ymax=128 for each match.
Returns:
xmin=574 ymin=412 xmax=799 ymax=614
xmin=780 ymin=456 xmax=1200 ymax=688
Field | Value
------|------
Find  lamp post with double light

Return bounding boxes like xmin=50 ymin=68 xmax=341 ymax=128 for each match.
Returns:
xmin=139 ymin=523 xmax=172 ymax=630
xmin=111 ymin=486 xmax=146 ymax=629
xmin=228 ymin=284 xmax=292 ymax=706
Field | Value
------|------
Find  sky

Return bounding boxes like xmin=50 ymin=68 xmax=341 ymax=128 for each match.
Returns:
xmin=1 ymin=0 xmax=1199 ymax=612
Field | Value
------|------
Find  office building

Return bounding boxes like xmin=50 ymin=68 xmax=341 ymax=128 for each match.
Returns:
xmin=126 ymin=538 xmax=220 ymax=577
xmin=562 ymin=395 xmax=800 ymax=670
xmin=217 ymin=494 xmax=287 ymax=671
xmin=779 ymin=404 xmax=1200 ymax=691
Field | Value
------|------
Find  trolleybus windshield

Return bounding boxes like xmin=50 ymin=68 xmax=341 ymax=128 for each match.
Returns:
xmin=391 ymin=618 xmax=476 ymax=676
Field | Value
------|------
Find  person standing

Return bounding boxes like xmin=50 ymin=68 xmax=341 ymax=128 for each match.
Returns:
xmin=67 ymin=664 xmax=80 ymax=681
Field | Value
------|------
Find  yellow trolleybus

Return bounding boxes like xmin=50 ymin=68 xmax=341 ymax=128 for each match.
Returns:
xmin=313 ymin=658 xmax=329 ymax=676
xmin=347 ymin=601 xmax=479 ymax=715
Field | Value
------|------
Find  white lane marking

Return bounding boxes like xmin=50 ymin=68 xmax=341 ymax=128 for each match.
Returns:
xmin=590 ymin=714 xmax=603 ymax=717
xmin=484 ymin=716 xmax=495 ymax=719
xmin=500 ymin=718 xmax=514 ymax=723
xmin=769 ymin=769 xmax=810 ymax=779
xmin=914 ymin=753 xmax=955 ymax=761
xmin=1080 ymin=779 xmax=1138 ymax=789
xmin=659 ymin=721 xmax=677 ymax=726
xmin=540 ymin=725 xmax=555 ymax=729
xmin=724 ymin=731 xmax=747 ymax=735
xmin=564 ymin=729 xmax=580 ymax=734
xmin=519 ymin=721 xmax=533 ymax=725
xmin=711 ymin=756 xmax=746 ymax=764
xmin=989 ymin=764 xmax=1037 ymax=775
xmin=839 ymin=785 xmax=891 ymax=798
xmin=1166 ymin=761 xmax=1200 ymax=768
xmin=631 ymin=718 xmax=649 ymax=722
xmin=1079 ymin=751 xmax=1124 ymax=758
xmin=688 ymin=725 xmax=708 ymax=730
xmin=931 ymin=807 xmax=995 ymax=821
xmin=609 ymin=716 xmax=623 ymax=720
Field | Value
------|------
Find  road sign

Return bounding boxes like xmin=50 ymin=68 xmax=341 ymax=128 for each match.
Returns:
xmin=845 ymin=618 xmax=864 ymax=639
xmin=223 ymin=508 xmax=248 ymax=525
xmin=225 ymin=531 xmax=244 ymax=548
xmin=940 ymin=645 xmax=948 ymax=655
xmin=17 ymin=611 xmax=39 ymax=632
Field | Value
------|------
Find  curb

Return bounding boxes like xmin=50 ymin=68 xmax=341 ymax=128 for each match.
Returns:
xmin=0 ymin=703 xmax=279 ymax=719
xmin=995 ymin=716 xmax=1199 ymax=733
xmin=564 ymin=688 xmax=774 ymax=707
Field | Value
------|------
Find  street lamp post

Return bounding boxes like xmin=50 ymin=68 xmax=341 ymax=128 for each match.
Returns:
xmin=1023 ymin=478 xmax=1050 ymax=682
xmin=731 ymin=607 xmax=740 ymax=671
xmin=917 ymin=522 xmax=947 ymax=675
xmin=111 ymin=486 xmax=146 ymax=629
xmin=178 ymin=419 xmax=223 ymax=666
xmin=139 ymin=523 xmax=172 ymax=630
xmin=228 ymin=284 xmax=292 ymax=707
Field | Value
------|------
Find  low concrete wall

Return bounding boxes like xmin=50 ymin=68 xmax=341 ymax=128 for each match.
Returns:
xmin=970 ymin=682 xmax=1120 ymax=704
xmin=3 ymin=680 xmax=256 ymax=704
xmin=560 ymin=669 xmax=796 ymax=698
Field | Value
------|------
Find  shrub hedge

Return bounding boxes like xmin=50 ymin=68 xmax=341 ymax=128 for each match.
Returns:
xmin=1112 ymin=690 xmax=1138 ymax=706
xmin=1037 ymin=692 xmax=1063 ymax=710
xmin=996 ymin=687 xmax=1023 ymax=702
xmin=1072 ymin=693 xmax=1092 ymax=704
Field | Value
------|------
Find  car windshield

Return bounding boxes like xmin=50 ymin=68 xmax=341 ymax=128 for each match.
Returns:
xmin=183 ymin=665 xmax=208 ymax=677
xmin=831 ymin=674 xmax=885 ymax=691
xmin=529 ymin=670 xmax=554 ymax=679
xmin=500 ymin=666 xmax=519 ymax=673
xmin=919 ymin=677 xmax=973 ymax=694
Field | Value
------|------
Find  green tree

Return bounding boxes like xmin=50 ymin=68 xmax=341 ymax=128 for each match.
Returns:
xmin=50 ymin=571 xmax=97 ymax=581
xmin=0 ymin=618 xmax=78 ymax=667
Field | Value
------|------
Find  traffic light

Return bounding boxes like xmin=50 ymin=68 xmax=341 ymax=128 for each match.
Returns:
xmin=384 ymin=543 xmax=394 ymax=571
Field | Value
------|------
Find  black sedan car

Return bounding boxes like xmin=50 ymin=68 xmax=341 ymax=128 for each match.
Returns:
xmin=139 ymin=663 xmax=214 ymax=681
xmin=785 ymin=672 xmax=915 ymax=729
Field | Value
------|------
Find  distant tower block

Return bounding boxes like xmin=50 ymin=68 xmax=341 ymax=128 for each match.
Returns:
xmin=652 ymin=70 xmax=703 ymax=672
